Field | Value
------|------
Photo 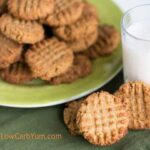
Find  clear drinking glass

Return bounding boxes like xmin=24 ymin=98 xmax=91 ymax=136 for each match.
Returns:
xmin=121 ymin=5 xmax=150 ymax=83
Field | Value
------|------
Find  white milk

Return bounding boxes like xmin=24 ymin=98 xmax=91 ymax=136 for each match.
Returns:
xmin=122 ymin=21 xmax=150 ymax=83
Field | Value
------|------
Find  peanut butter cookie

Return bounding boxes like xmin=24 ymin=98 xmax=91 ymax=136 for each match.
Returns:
xmin=76 ymin=91 xmax=129 ymax=146
xmin=25 ymin=38 xmax=74 ymax=80
xmin=64 ymin=100 xmax=83 ymax=135
xmin=53 ymin=4 xmax=99 ymax=41
xmin=67 ymin=29 xmax=98 ymax=53
xmin=84 ymin=25 xmax=120 ymax=59
xmin=0 ymin=33 xmax=23 ymax=69
xmin=42 ymin=0 xmax=84 ymax=26
xmin=0 ymin=14 xmax=44 ymax=44
xmin=115 ymin=82 xmax=150 ymax=129
xmin=51 ymin=55 xmax=92 ymax=84
xmin=0 ymin=62 xmax=33 ymax=84
xmin=8 ymin=0 xmax=54 ymax=20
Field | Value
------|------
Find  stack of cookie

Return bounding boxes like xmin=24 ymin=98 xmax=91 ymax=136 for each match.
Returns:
xmin=0 ymin=0 xmax=120 ymax=85
xmin=64 ymin=81 xmax=150 ymax=146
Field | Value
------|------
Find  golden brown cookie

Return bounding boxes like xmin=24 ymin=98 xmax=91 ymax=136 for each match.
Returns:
xmin=8 ymin=0 xmax=54 ymax=20
xmin=0 ymin=62 xmax=33 ymax=84
xmin=115 ymin=82 xmax=150 ymax=130
xmin=0 ymin=33 xmax=23 ymax=69
xmin=25 ymin=38 xmax=74 ymax=80
xmin=67 ymin=28 xmax=98 ymax=53
xmin=64 ymin=100 xmax=83 ymax=135
xmin=53 ymin=4 xmax=99 ymax=41
xmin=76 ymin=91 xmax=129 ymax=146
xmin=0 ymin=14 xmax=44 ymax=44
xmin=42 ymin=0 xmax=84 ymax=26
xmin=84 ymin=25 xmax=120 ymax=59
xmin=50 ymin=55 xmax=92 ymax=84
xmin=0 ymin=0 xmax=7 ymax=15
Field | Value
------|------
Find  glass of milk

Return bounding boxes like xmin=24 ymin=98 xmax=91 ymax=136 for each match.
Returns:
xmin=122 ymin=5 xmax=150 ymax=83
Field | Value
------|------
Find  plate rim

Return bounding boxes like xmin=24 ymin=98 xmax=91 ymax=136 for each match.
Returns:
xmin=0 ymin=66 xmax=122 ymax=108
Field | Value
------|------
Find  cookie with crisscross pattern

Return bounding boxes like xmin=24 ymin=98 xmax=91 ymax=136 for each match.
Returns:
xmin=84 ymin=25 xmax=120 ymax=59
xmin=51 ymin=55 xmax=92 ymax=84
xmin=67 ymin=28 xmax=98 ymax=53
xmin=64 ymin=99 xmax=83 ymax=135
xmin=76 ymin=91 xmax=129 ymax=146
xmin=115 ymin=82 xmax=150 ymax=129
xmin=53 ymin=4 xmax=99 ymax=41
xmin=0 ymin=14 xmax=44 ymax=44
xmin=42 ymin=0 xmax=84 ymax=26
xmin=0 ymin=33 xmax=23 ymax=69
xmin=0 ymin=62 xmax=33 ymax=84
xmin=8 ymin=0 xmax=54 ymax=20
xmin=25 ymin=38 xmax=73 ymax=80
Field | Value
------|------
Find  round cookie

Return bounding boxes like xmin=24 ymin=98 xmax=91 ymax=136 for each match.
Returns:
xmin=43 ymin=0 xmax=84 ymax=26
xmin=0 ymin=62 xmax=33 ymax=84
xmin=76 ymin=91 xmax=129 ymax=146
xmin=115 ymin=82 xmax=150 ymax=130
xmin=53 ymin=4 xmax=99 ymax=42
xmin=84 ymin=25 xmax=120 ymax=59
xmin=67 ymin=28 xmax=98 ymax=53
xmin=0 ymin=0 xmax=7 ymax=15
xmin=0 ymin=33 xmax=23 ymax=69
xmin=0 ymin=14 xmax=44 ymax=44
xmin=8 ymin=0 xmax=54 ymax=20
xmin=51 ymin=55 xmax=92 ymax=84
xmin=25 ymin=38 xmax=74 ymax=80
xmin=64 ymin=100 xmax=83 ymax=135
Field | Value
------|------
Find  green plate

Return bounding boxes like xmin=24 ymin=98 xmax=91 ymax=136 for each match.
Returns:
xmin=0 ymin=0 xmax=122 ymax=108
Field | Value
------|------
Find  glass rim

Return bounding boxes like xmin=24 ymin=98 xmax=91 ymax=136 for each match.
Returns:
xmin=122 ymin=4 xmax=150 ymax=42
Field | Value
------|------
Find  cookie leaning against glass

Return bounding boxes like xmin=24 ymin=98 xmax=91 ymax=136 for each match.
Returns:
xmin=25 ymin=38 xmax=74 ymax=81
xmin=115 ymin=82 xmax=150 ymax=130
